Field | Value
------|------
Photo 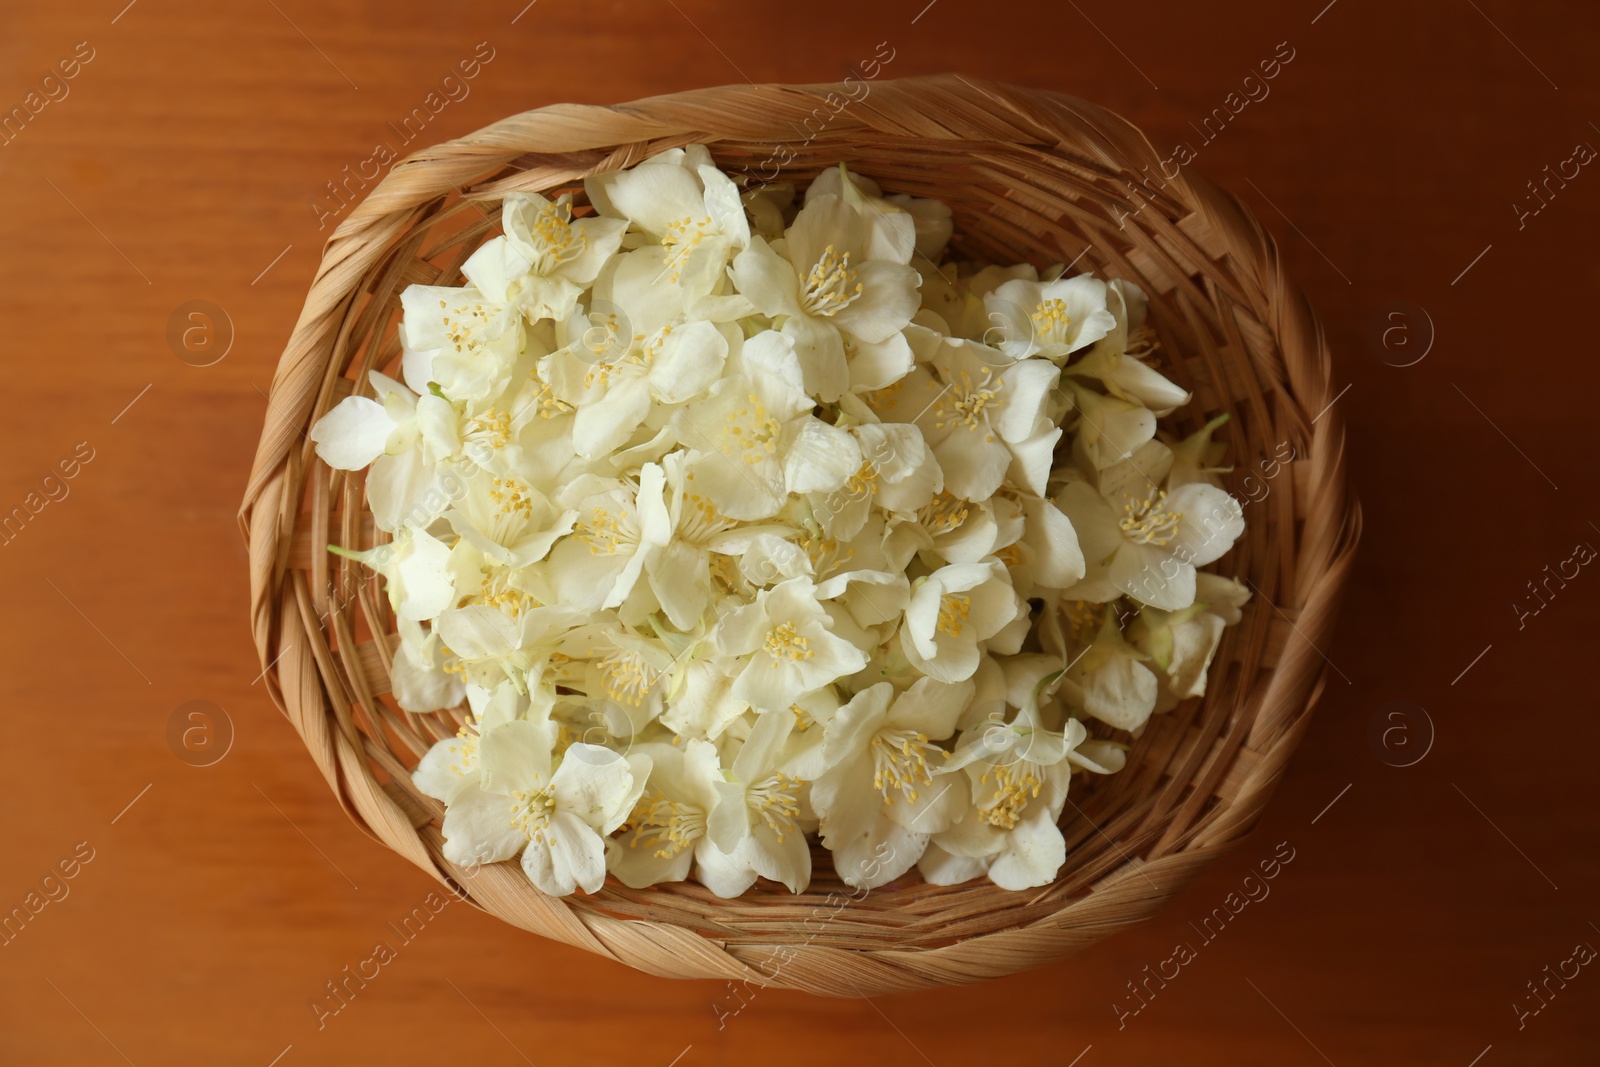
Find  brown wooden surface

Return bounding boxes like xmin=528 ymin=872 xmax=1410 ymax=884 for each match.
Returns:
xmin=1 ymin=0 xmax=1595 ymax=1062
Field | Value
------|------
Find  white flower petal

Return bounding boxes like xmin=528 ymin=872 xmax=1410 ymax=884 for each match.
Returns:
xmin=440 ymin=783 xmax=525 ymax=868
xmin=311 ymin=396 xmax=393 ymax=470
xmin=413 ymin=737 xmax=477 ymax=803
xmin=987 ymin=808 xmax=1066 ymax=890
xmin=782 ymin=417 xmax=862 ymax=494
xmin=551 ymin=744 xmax=639 ymax=832
xmin=479 ymin=720 xmax=553 ymax=795
xmin=1112 ymin=542 xmax=1196 ymax=611
xmin=1167 ymin=482 xmax=1245 ymax=567
xmin=522 ymin=810 xmax=607 ymax=895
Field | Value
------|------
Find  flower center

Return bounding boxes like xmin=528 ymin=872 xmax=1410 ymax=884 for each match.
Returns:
xmin=763 ymin=621 xmax=813 ymax=662
xmin=1031 ymin=298 xmax=1072 ymax=345
xmin=676 ymin=492 xmax=737 ymax=546
xmin=1119 ymin=488 xmax=1183 ymax=546
xmin=718 ymin=393 xmax=782 ymax=466
xmin=525 ymin=201 xmax=588 ymax=275
xmin=450 ymin=726 xmax=479 ymax=777
xmin=661 ymin=215 xmax=713 ymax=281
xmin=601 ymin=647 xmax=658 ymax=707
xmin=871 ymin=728 xmax=940 ymax=804
xmin=626 ymin=789 xmax=705 ymax=859
xmin=749 ymin=773 xmax=802 ymax=841
xmin=465 ymin=408 xmax=513 ymax=450
xmin=839 ymin=461 xmax=879 ymax=501
xmin=584 ymin=324 xmax=674 ymax=384
xmin=1125 ymin=323 xmax=1159 ymax=359
xmin=936 ymin=593 xmax=972 ymax=637
xmin=580 ymin=502 xmax=641 ymax=555
xmin=861 ymin=377 xmax=904 ymax=412
xmin=1066 ymin=600 xmax=1108 ymax=644
xmin=527 ymin=373 xmax=574 ymax=419
xmin=933 ymin=368 xmax=1001 ymax=436
xmin=439 ymin=298 xmax=495 ymax=351
xmin=994 ymin=542 xmax=1024 ymax=567
xmin=799 ymin=533 xmax=854 ymax=577
xmin=802 ymin=244 xmax=864 ymax=317
xmin=977 ymin=762 xmax=1043 ymax=829
xmin=476 ymin=564 xmax=539 ymax=617
xmin=919 ymin=491 xmax=970 ymax=535
xmin=488 ymin=476 xmax=534 ymax=518
xmin=482 ymin=477 xmax=540 ymax=545
xmin=508 ymin=787 xmax=557 ymax=837
xmin=709 ymin=552 xmax=746 ymax=596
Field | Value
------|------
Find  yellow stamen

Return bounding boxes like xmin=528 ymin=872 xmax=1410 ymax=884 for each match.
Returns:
xmin=977 ymin=762 xmax=1043 ymax=829
xmin=763 ymin=622 xmax=813 ymax=663
xmin=936 ymin=593 xmax=972 ymax=637
xmin=1118 ymin=488 xmax=1183 ymax=547
xmin=802 ymin=244 xmax=865 ymax=317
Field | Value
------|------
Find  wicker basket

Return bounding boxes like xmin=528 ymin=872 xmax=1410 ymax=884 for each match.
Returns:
xmin=239 ymin=74 xmax=1359 ymax=997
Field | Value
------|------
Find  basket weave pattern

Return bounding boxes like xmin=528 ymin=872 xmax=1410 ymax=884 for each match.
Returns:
xmin=239 ymin=75 xmax=1359 ymax=996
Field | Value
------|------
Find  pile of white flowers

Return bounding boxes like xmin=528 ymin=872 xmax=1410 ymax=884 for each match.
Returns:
xmin=310 ymin=147 xmax=1249 ymax=898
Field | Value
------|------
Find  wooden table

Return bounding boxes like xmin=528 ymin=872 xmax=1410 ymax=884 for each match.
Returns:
xmin=2 ymin=0 xmax=1595 ymax=1062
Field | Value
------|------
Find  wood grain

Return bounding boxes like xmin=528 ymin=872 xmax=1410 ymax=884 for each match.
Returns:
xmin=0 ymin=0 xmax=1596 ymax=1062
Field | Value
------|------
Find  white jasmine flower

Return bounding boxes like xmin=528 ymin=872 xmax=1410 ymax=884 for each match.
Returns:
xmin=742 ymin=181 xmax=795 ymax=241
xmin=1067 ymin=279 xmax=1189 ymax=414
xmin=918 ymin=337 xmax=1062 ymax=499
xmin=706 ymin=707 xmax=813 ymax=893
xmin=985 ymin=275 xmax=1117 ymax=362
xmin=543 ymin=248 xmax=731 ymax=458
xmin=810 ymin=679 xmax=972 ymax=888
xmin=642 ymin=453 xmax=750 ymax=630
xmin=918 ymin=263 xmax=1040 ymax=340
xmin=397 ymin=284 xmax=527 ymax=402
xmin=925 ymin=703 xmax=1073 ymax=891
xmin=902 ymin=491 xmax=1006 ymax=566
xmin=391 ymin=618 xmax=465 ymax=713
xmin=1066 ymin=382 xmax=1160 ymax=471
xmin=813 ymin=421 xmax=942 ymax=540
xmin=441 ymin=721 xmax=649 ymax=895
xmin=607 ymin=739 xmax=755 ymax=897
xmin=814 ymin=567 xmax=912 ymax=632
xmin=433 ymin=601 xmax=587 ymax=691
xmin=713 ymin=576 xmax=868 ymax=712
xmin=309 ymin=372 xmax=458 ymax=532
xmin=843 ymin=331 xmax=917 ymax=395
xmin=671 ymin=331 xmax=859 ymax=520
xmin=1130 ymin=574 xmax=1250 ymax=710
xmin=731 ymin=193 xmax=921 ymax=401
xmin=563 ymin=623 xmax=678 ymax=724
xmin=545 ymin=466 xmax=671 ymax=613
xmin=926 ymin=679 xmax=1121 ymax=890
xmin=585 ymin=144 xmax=750 ymax=297
xmin=659 ymin=657 xmax=749 ymax=741
xmin=1056 ymin=606 xmax=1159 ymax=733
xmin=412 ymin=683 xmax=527 ymax=802
xmin=462 ymin=191 xmax=628 ymax=326
xmin=332 ymin=525 xmax=454 ymax=623
xmin=901 ymin=561 xmax=1023 ymax=683
xmin=1005 ymin=491 xmax=1088 ymax=593
xmin=1055 ymin=467 xmax=1244 ymax=611
xmin=443 ymin=470 xmax=578 ymax=569
xmin=1166 ymin=413 xmax=1234 ymax=489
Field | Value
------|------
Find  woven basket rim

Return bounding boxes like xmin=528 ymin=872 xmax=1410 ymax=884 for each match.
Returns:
xmin=238 ymin=73 xmax=1360 ymax=997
